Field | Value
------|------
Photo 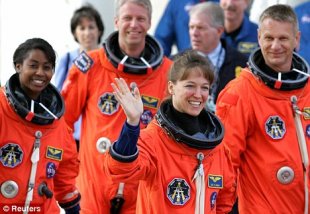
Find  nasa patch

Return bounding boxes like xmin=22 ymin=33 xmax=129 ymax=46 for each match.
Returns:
xmin=306 ymin=124 xmax=310 ymax=138
xmin=46 ymin=162 xmax=56 ymax=178
xmin=97 ymin=92 xmax=119 ymax=115
xmin=74 ymin=50 xmax=93 ymax=73
xmin=210 ymin=192 xmax=217 ymax=210
xmin=167 ymin=178 xmax=190 ymax=206
xmin=0 ymin=143 xmax=23 ymax=168
xmin=140 ymin=110 xmax=153 ymax=125
xmin=265 ymin=116 xmax=286 ymax=139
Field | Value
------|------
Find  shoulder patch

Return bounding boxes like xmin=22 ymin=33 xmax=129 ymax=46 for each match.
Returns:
xmin=0 ymin=143 xmax=23 ymax=168
xmin=74 ymin=50 xmax=93 ymax=73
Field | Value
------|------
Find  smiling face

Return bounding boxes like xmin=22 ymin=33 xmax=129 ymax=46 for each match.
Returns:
xmin=168 ymin=68 xmax=210 ymax=116
xmin=258 ymin=18 xmax=300 ymax=72
xmin=16 ymin=49 xmax=53 ymax=100
xmin=114 ymin=2 xmax=151 ymax=54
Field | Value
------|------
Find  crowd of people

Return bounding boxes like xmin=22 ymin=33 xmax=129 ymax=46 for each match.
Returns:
xmin=1 ymin=0 xmax=310 ymax=214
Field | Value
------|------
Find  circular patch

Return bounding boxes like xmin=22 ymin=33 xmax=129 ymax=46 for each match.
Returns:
xmin=167 ymin=178 xmax=190 ymax=206
xmin=277 ymin=166 xmax=294 ymax=184
xmin=46 ymin=162 xmax=56 ymax=178
xmin=0 ymin=143 xmax=23 ymax=168
xmin=96 ymin=137 xmax=111 ymax=154
xmin=1 ymin=180 xmax=19 ymax=198
xmin=140 ymin=110 xmax=153 ymax=125
xmin=210 ymin=192 xmax=217 ymax=210
xmin=306 ymin=124 xmax=310 ymax=137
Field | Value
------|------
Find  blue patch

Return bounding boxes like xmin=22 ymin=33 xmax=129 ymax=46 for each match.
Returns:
xmin=0 ymin=143 xmax=23 ymax=168
xmin=97 ymin=92 xmax=119 ymax=115
xmin=140 ymin=110 xmax=153 ymax=125
xmin=265 ymin=116 xmax=286 ymax=139
xmin=210 ymin=192 xmax=217 ymax=210
xmin=141 ymin=95 xmax=159 ymax=109
xmin=306 ymin=125 xmax=310 ymax=138
xmin=46 ymin=146 xmax=63 ymax=161
xmin=208 ymin=175 xmax=223 ymax=189
xmin=167 ymin=178 xmax=190 ymax=206
xmin=74 ymin=50 xmax=93 ymax=73
xmin=46 ymin=162 xmax=56 ymax=178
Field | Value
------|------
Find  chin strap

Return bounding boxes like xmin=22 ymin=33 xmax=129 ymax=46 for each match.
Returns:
xmin=192 ymin=152 xmax=205 ymax=214
xmin=291 ymin=96 xmax=309 ymax=214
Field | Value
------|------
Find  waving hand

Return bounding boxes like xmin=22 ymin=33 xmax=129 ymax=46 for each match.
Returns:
xmin=111 ymin=78 xmax=143 ymax=126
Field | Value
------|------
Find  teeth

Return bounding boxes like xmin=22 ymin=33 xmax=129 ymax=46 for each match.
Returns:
xmin=189 ymin=101 xmax=201 ymax=106
xmin=33 ymin=80 xmax=44 ymax=84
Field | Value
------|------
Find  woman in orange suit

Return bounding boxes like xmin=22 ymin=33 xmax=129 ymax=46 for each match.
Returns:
xmin=0 ymin=38 xmax=80 ymax=214
xmin=105 ymin=50 xmax=236 ymax=214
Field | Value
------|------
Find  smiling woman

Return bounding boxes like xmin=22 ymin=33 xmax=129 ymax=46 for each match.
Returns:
xmin=0 ymin=38 xmax=81 ymax=213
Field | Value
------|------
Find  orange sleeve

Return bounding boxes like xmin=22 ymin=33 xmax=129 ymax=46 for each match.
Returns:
xmin=61 ymin=62 xmax=89 ymax=130
xmin=216 ymin=76 xmax=252 ymax=173
xmin=53 ymin=123 xmax=80 ymax=204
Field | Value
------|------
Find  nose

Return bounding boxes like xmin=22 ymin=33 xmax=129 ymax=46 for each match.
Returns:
xmin=270 ymin=39 xmax=281 ymax=50
xmin=35 ymin=67 xmax=45 ymax=76
xmin=129 ymin=18 xmax=138 ymax=27
xmin=194 ymin=88 xmax=202 ymax=97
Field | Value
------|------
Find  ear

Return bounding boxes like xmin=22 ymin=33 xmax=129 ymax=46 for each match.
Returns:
xmin=15 ymin=64 xmax=22 ymax=73
xmin=168 ymin=81 xmax=174 ymax=95
xmin=114 ymin=17 xmax=119 ymax=30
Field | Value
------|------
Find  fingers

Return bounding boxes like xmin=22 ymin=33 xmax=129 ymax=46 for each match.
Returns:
xmin=133 ymin=86 xmax=141 ymax=99
xmin=115 ymin=78 xmax=130 ymax=95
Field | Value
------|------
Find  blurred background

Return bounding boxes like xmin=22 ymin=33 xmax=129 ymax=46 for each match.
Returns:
xmin=0 ymin=0 xmax=168 ymax=86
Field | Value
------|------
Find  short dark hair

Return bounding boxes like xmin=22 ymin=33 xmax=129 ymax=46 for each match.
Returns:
xmin=13 ymin=38 xmax=56 ymax=69
xmin=70 ymin=4 xmax=105 ymax=44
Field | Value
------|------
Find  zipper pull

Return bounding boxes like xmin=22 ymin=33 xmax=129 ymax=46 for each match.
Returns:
xmin=196 ymin=152 xmax=204 ymax=176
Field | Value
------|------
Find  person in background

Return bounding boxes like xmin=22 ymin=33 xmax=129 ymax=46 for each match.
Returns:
xmin=249 ymin=0 xmax=308 ymax=24
xmin=294 ymin=1 xmax=310 ymax=64
xmin=105 ymin=50 xmax=236 ymax=213
xmin=52 ymin=4 xmax=104 ymax=151
xmin=186 ymin=1 xmax=247 ymax=112
xmin=61 ymin=0 xmax=172 ymax=213
xmin=216 ymin=4 xmax=310 ymax=213
xmin=0 ymin=38 xmax=80 ymax=213
xmin=154 ymin=0 xmax=219 ymax=57
xmin=220 ymin=0 xmax=258 ymax=57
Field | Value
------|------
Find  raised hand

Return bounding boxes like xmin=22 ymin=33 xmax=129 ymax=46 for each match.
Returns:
xmin=111 ymin=78 xmax=143 ymax=126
